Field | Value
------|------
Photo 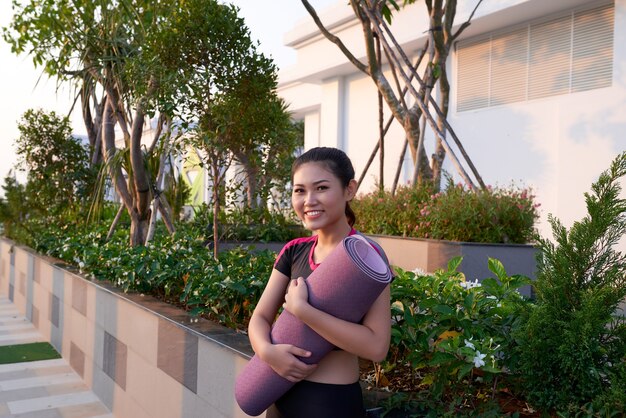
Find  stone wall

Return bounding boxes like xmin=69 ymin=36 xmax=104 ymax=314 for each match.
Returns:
xmin=0 ymin=238 xmax=262 ymax=418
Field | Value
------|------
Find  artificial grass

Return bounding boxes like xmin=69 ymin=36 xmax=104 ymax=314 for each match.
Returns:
xmin=0 ymin=342 xmax=61 ymax=365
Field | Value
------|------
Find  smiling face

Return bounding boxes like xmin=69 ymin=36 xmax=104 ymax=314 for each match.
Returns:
xmin=291 ymin=162 xmax=355 ymax=233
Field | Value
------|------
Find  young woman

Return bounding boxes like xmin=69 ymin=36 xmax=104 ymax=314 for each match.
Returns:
xmin=248 ymin=147 xmax=392 ymax=418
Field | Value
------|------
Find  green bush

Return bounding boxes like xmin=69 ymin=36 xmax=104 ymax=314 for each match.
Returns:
xmin=513 ymin=152 xmax=626 ymax=413
xmin=353 ymin=180 xmax=539 ymax=243
xmin=14 ymin=109 xmax=97 ymax=215
xmin=0 ymin=175 xmax=30 ymax=241
xmin=189 ymin=204 xmax=306 ymax=243
xmin=28 ymin=216 xmax=275 ymax=330
xmin=384 ymin=258 xmax=530 ymax=414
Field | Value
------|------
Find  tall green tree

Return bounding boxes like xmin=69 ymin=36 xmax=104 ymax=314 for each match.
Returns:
xmin=0 ymin=173 xmax=29 ymax=239
xmin=15 ymin=109 xmax=94 ymax=214
xmin=159 ymin=0 xmax=297 ymax=252
xmin=515 ymin=152 xmax=626 ymax=412
xmin=164 ymin=0 xmax=300 ymax=209
xmin=4 ymin=0 xmax=299 ymax=246
xmin=4 ymin=0 xmax=181 ymax=245
xmin=212 ymin=67 xmax=301 ymax=209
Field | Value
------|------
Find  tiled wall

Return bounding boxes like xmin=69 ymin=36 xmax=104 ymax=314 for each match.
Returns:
xmin=0 ymin=239 xmax=264 ymax=418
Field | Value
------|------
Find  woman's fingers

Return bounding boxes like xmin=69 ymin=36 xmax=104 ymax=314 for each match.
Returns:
xmin=288 ymin=345 xmax=311 ymax=358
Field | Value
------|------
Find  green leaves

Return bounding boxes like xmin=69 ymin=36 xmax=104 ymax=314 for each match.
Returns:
xmin=352 ymin=179 xmax=539 ymax=243
xmin=388 ymin=259 xmax=530 ymax=409
xmin=381 ymin=0 xmax=400 ymax=24
xmin=516 ymin=152 xmax=626 ymax=412
xmin=448 ymin=255 xmax=463 ymax=272
xmin=10 ymin=109 xmax=96 ymax=218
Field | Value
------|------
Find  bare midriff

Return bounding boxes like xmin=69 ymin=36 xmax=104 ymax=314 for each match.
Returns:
xmin=304 ymin=350 xmax=359 ymax=384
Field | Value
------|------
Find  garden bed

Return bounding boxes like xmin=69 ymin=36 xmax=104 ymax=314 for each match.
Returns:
xmin=0 ymin=238 xmax=260 ymax=418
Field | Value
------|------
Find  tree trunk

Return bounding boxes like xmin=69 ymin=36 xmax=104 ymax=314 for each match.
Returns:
xmin=211 ymin=160 xmax=220 ymax=260
xmin=430 ymin=5 xmax=449 ymax=188
xmin=106 ymin=203 xmax=125 ymax=241
xmin=234 ymin=152 xmax=259 ymax=209
xmin=81 ymin=85 xmax=103 ymax=167
xmin=404 ymin=112 xmax=432 ymax=182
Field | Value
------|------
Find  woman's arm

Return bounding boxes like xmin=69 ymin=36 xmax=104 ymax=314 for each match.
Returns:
xmin=248 ymin=269 xmax=318 ymax=382
xmin=284 ymin=277 xmax=391 ymax=362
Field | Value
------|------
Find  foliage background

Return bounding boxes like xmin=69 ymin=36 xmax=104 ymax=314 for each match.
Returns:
xmin=353 ymin=179 xmax=540 ymax=243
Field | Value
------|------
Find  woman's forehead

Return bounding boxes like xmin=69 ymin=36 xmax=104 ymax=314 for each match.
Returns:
xmin=293 ymin=162 xmax=336 ymax=181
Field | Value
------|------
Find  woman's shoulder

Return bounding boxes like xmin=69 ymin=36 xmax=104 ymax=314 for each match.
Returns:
xmin=275 ymin=235 xmax=316 ymax=259
xmin=281 ymin=235 xmax=316 ymax=250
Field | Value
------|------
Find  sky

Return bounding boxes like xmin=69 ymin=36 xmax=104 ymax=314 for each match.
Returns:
xmin=0 ymin=0 xmax=338 ymax=192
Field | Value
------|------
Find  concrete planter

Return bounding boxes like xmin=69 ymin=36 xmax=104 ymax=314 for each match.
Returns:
xmin=0 ymin=234 xmax=538 ymax=418
xmin=0 ymin=238 xmax=262 ymax=418
xmin=367 ymin=235 xmax=537 ymax=297
xmin=220 ymin=235 xmax=539 ymax=296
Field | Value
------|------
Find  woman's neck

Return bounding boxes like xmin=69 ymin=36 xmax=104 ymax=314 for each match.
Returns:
xmin=314 ymin=223 xmax=353 ymax=249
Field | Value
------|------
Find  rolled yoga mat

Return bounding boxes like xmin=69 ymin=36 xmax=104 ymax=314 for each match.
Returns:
xmin=235 ymin=234 xmax=393 ymax=416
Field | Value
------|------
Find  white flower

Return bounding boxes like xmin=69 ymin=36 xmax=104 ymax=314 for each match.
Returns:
xmin=473 ymin=351 xmax=486 ymax=368
xmin=464 ymin=339 xmax=475 ymax=349
xmin=459 ymin=279 xmax=481 ymax=289
xmin=411 ymin=267 xmax=427 ymax=276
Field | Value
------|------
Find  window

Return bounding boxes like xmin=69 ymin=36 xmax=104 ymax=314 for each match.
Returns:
xmin=456 ymin=2 xmax=614 ymax=112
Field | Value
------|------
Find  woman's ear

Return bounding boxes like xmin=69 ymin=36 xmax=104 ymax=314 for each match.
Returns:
xmin=346 ymin=179 xmax=357 ymax=200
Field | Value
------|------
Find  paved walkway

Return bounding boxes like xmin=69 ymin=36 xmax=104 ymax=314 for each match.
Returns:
xmin=0 ymin=297 xmax=113 ymax=418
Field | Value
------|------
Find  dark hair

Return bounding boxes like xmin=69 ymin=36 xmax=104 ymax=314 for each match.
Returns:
xmin=291 ymin=147 xmax=357 ymax=227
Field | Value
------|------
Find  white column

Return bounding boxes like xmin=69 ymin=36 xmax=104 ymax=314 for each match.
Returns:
xmin=303 ymin=111 xmax=321 ymax=150
xmin=319 ymin=77 xmax=346 ymax=149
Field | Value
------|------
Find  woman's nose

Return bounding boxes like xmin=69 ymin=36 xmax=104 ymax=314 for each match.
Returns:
xmin=304 ymin=191 xmax=318 ymax=205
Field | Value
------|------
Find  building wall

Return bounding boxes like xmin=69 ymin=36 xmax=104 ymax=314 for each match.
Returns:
xmin=278 ymin=0 xmax=626 ymax=247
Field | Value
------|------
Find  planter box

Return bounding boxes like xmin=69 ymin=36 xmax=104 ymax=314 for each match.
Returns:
xmin=0 ymin=235 xmax=538 ymax=418
xmin=219 ymin=235 xmax=538 ymax=296
xmin=367 ymin=235 xmax=537 ymax=297
xmin=0 ymin=238 xmax=265 ymax=418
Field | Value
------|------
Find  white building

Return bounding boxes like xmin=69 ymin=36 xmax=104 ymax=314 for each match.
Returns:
xmin=277 ymin=0 xmax=625 ymax=244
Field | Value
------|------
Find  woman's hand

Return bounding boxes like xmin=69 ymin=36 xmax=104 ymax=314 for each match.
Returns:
xmin=283 ymin=277 xmax=310 ymax=318
xmin=260 ymin=343 xmax=317 ymax=383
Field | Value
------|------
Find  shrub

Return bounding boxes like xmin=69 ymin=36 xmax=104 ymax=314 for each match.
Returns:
xmin=353 ymin=179 xmax=539 ymax=243
xmin=14 ymin=109 xmax=96 ymax=215
xmin=0 ymin=175 xmax=30 ymax=240
xmin=27 ymin=214 xmax=275 ymax=330
xmin=514 ymin=152 xmax=626 ymax=413
xmin=188 ymin=204 xmax=306 ymax=243
xmin=383 ymin=258 xmax=531 ymax=413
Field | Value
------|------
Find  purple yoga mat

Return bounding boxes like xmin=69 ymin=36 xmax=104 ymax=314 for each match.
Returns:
xmin=235 ymin=234 xmax=393 ymax=416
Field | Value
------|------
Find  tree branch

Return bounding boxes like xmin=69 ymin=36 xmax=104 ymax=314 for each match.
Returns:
xmin=362 ymin=6 xmax=477 ymax=188
xmin=370 ymin=8 xmax=485 ymax=188
xmin=451 ymin=0 xmax=484 ymax=42
xmin=301 ymin=0 xmax=370 ymax=75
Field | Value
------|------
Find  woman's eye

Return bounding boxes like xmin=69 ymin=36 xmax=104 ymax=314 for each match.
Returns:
xmin=317 ymin=186 xmax=328 ymax=191
xmin=293 ymin=188 xmax=304 ymax=194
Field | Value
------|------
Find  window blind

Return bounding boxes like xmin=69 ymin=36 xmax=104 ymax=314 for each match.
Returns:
xmin=456 ymin=2 xmax=614 ymax=111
